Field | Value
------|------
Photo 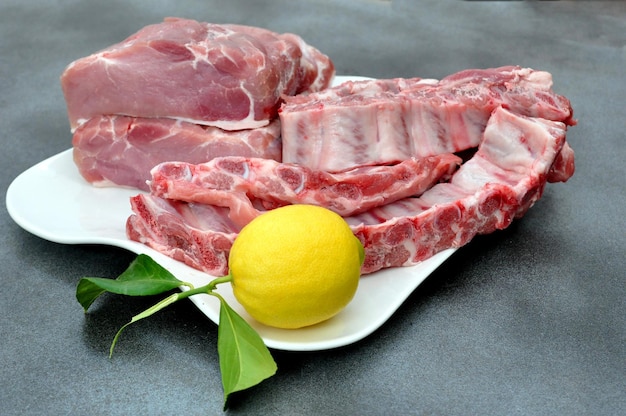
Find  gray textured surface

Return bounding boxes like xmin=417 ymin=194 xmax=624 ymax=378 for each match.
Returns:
xmin=1 ymin=1 xmax=625 ymax=415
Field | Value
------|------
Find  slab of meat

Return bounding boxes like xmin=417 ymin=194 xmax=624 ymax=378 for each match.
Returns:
xmin=126 ymin=107 xmax=567 ymax=276
xmin=126 ymin=196 xmax=238 ymax=275
xmin=61 ymin=18 xmax=334 ymax=132
xmin=72 ymin=115 xmax=282 ymax=191
xmin=147 ymin=153 xmax=461 ymax=224
xmin=279 ymin=66 xmax=575 ymax=172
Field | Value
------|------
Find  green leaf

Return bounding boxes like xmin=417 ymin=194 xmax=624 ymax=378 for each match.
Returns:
xmin=76 ymin=254 xmax=185 ymax=311
xmin=75 ymin=278 xmax=108 ymax=311
xmin=214 ymin=293 xmax=277 ymax=409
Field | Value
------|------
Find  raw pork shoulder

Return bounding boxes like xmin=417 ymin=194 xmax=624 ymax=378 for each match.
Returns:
xmin=148 ymin=153 xmax=461 ymax=224
xmin=72 ymin=115 xmax=282 ymax=190
xmin=61 ymin=18 xmax=334 ymax=132
xmin=126 ymin=107 xmax=568 ymax=276
xmin=279 ymin=66 xmax=575 ymax=172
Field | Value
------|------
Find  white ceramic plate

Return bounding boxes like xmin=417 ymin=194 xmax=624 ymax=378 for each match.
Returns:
xmin=5 ymin=76 xmax=456 ymax=351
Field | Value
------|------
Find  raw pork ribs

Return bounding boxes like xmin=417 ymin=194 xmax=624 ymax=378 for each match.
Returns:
xmin=127 ymin=104 xmax=573 ymax=276
xmin=279 ymin=66 xmax=575 ymax=172
xmin=148 ymin=153 xmax=461 ymax=222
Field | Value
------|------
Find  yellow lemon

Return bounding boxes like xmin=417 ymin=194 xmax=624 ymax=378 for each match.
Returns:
xmin=229 ymin=204 xmax=364 ymax=329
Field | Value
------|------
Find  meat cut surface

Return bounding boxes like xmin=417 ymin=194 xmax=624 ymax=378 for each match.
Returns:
xmin=279 ymin=66 xmax=575 ymax=172
xmin=61 ymin=18 xmax=334 ymax=132
xmin=126 ymin=107 xmax=568 ymax=276
xmin=148 ymin=153 xmax=461 ymax=224
xmin=547 ymin=142 xmax=575 ymax=183
xmin=72 ymin=115 xmax=282 ymax=190
xmin=126 ymin=195 xmax=238 ymax=276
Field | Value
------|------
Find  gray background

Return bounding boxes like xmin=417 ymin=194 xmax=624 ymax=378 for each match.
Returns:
xmin=1 ymin=1 xmax=624 ymax=415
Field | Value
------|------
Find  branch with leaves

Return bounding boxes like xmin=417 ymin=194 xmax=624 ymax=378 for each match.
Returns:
xmin=76 ymin=254 xmax=277 ymax=410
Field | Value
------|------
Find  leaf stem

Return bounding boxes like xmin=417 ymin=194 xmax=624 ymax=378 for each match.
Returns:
xmin=83 ymin=254 xmax=276 ymax=409
xmin=207 ymin=274 xmax=234 ymax=291
xmin=108 ymin=274 xmax=233 ymax=357
xmin=176 ymin=274 xmax=233 ymax=301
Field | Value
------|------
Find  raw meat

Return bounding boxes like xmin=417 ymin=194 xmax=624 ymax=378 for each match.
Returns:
xmin=349 ymin=106 xmax=567 ymax=273
xmin=547 ymin=142 xmax=575 ymax=183
xmin=126 ymin=107 xmax=567 ymax=276
xmin=148 ymin=154 xmax=461 ymax=223
xmin=72 ymin=115 xmax=282 ymax=191
xmin=279 ymin=66 xmax=575 ymax=172
xmin=61 ymin=18 xmax=334 ymax=132
xmin=126 ymin=196 xmax=238 ymax=275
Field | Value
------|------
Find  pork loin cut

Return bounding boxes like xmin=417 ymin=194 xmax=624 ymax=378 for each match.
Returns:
xmin=279 ymin=66 xmax=575 ymax=172
xmin=72 ymin=115 xmax=282 ymax=191
xmin=61 ymin=18 xmax=334 ymax=132
xmin=148 ymin=153 xmax=461 ymax=223
xmin=126 ymin=107 xmax=567 ymax=276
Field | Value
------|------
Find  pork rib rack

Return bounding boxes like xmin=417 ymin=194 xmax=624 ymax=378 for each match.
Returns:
xmin=279 ymin=66 xmax=575 ymax=172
